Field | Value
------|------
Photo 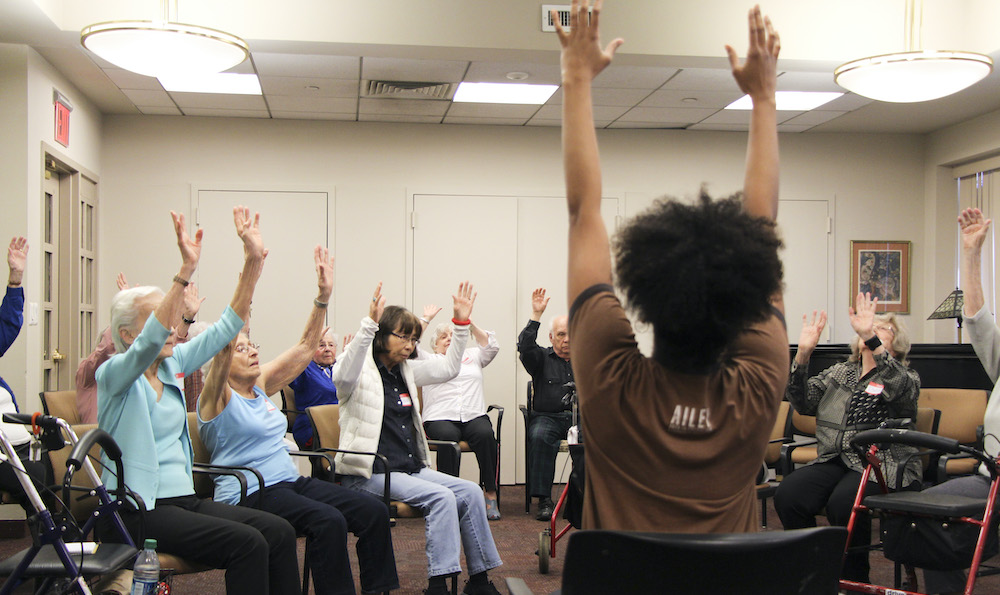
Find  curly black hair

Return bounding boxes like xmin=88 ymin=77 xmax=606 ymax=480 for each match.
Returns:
xmin=613 ymin=189 xmax=783 ymax=372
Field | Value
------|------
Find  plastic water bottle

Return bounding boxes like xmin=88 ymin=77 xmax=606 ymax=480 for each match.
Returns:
xmin=130 ymin=538 xmax=160 ymax=595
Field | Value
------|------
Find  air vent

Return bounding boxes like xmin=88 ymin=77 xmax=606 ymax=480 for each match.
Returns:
xmin=541 ymin=4 xmax=590 ymax=32
xmin=363 ymin=80 xmax=453 ymax=100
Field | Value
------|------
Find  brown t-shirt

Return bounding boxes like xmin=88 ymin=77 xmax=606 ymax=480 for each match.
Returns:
xmin=569 ymin=285 xmax=788 ymax=533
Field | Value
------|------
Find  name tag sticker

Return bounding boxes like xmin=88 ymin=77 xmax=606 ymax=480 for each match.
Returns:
xmin=266 ymin=401 xmax=276 ymax=412
xmin=400 ymin=394 xmax=412 ymax=407
xmin=175 ymin=372 xmax=185 ymax=380
xmin=865 ymin=382 xmax=885 ymax=396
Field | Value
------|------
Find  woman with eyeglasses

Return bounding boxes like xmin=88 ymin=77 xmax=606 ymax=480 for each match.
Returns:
xmin=198 ymin=246 xmax=398 ymax=595
xmin=285 ymin=328 xmax=342 ymax=450
xmin=97 ymin=208 xmax=301 ymax=594
xmin=774 ymin=292 xmax=920 ymax=584
xmin=333 ymin=281 xmax=504 ymax=595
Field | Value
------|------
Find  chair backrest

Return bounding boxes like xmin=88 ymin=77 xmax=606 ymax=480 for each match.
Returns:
xmin=764 ymin=401 xmax=791 ymax=466
xmin=560 ymin=527 xmax=848 ymax=595
xmin=45 ymin=423 xmax=100 ymax=522
xmin=915 ymin=406 xmax=940 ymax=436
xmin=279 ymin=387 xmax=297 ymax=434
xmin=186 ymin=412 xmax=215 ymax=498
xmin=40 ymin=390 xmax=82 ymax=426
xmin=789 ymin=409 xmax=817 ymax=437
xmin=918 ymin=388 xmax=987 ymax=444
xmin=307 ymin=404 xmax=341 ymax=450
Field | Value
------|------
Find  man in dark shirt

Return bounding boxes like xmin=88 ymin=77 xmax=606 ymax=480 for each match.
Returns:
xmin=518 ymin=287 xmax=574 ymax=521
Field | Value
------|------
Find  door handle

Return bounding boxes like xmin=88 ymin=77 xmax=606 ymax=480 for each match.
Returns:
xmin=50 ymin=349 xmax=66 ymax=362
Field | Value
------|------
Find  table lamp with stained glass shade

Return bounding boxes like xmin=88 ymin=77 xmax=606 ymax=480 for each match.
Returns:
xmin=927 ymin=288 xmax=965 ymax=343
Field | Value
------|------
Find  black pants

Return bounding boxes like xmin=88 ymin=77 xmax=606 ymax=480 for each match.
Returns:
xmin=244 ymin=476 xmax=399 ymax=595
xmin=104 ymin=495 xmax=300 ymax=595
xmin=0 ymin=442 xmax=52 ymax=514
xmin=424 ymin=416 xmax=498 ymax=493
xmin=774 ymin=458 xmax=918 ymax=583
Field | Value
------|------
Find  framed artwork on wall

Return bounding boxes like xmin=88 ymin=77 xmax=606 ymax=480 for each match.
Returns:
xmin=850 ymin=240 xmax=911 ymax=313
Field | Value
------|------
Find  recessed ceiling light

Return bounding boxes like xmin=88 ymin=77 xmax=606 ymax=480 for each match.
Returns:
xmin=681 ymin=97 xmax=699 ymax=104
xmin=506 ymin=71 xmax=530 ymax=81
xmin=158 ymin=72 xmax=262 ymax=95
xmin=724 ymin=91 xmax=843 ymax=111
xmin=305 ymin=85 xmax=321 ymax=91
xmin=453 ymin=82 xmax=558 ymax=104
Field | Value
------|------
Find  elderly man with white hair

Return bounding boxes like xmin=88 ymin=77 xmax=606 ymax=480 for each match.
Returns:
xmin=286 ymin=327 xmax=341 ymax=449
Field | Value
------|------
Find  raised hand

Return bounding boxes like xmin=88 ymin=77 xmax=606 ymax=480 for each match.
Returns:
xmin=342 ymin=333 xmax=354 ymax=351
xmin=848 ymin=292 xmax=878 ymax=339
xmin=452 ymin=281 xmax=477 ymax=321
xmin=423 ymin=304 xmax=442 ymax=321
xmin=314 ymin=245 xmax=334 ymax=301
xmin=554 ymin=0 xmax=623 ymax=84
xmin=170 ymin=211 xmax=202 ymax=271
xmin=725 ymin=5 xmax=780 ymax=101
xmin=182 ymin=283 xmax=206 ymax=319
xmin=116 ymin=272 xmax=130 ymax=292
xmin=531 ymin=287 xmax=550 ymax=317
xmin=959 ymin=208 xmax=991 ymax=254
xmin=369 ymin=282 xmax=385 ymax=323
xmin=797 ymin=310 xmax=827 ymax=353
xmin=233 ymin=206 xmax=266 ymax=260
xmin=7 ymin=237 xmax=28 ymax=286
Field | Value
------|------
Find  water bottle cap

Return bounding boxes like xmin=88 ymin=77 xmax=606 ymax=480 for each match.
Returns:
xmin=143 ymin=538 xmax=157 ymax=550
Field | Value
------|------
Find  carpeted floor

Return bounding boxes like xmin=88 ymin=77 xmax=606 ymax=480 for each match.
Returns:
xmin=2 ymin=483 xmax=999 ymax=594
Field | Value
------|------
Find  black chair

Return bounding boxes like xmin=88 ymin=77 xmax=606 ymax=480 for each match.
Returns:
xmin=507 ymin=526 xmax=847 ymax=595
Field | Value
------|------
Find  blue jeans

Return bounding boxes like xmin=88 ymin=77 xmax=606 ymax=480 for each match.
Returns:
xmin=342 ymin=467 xmax=502 ymax=578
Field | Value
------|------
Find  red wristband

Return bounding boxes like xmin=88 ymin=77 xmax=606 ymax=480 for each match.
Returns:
xmin=451 ymin=317 xmax=471 ymax=326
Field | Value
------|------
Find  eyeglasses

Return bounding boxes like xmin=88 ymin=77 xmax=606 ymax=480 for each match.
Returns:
xmin=873 ymin=325 xmax=895 ymax=335
xmin=317 ymin=343 xmax=337 ymax=350
xmin=390 ymin=331 xmax=419 ymax=346
xmin=235 ymin=342 xmax=260 ymax=354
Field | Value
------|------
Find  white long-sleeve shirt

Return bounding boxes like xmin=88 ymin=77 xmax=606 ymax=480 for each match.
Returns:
xmin=420 ymin=331 xmax=499 ymax=423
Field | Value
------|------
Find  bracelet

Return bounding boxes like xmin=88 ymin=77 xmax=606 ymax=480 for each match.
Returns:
xmin=314 ymin=298 xmax=329 ymax=308
xmin=419 ymin=317 xmax=429 ymax=324
xmin=181 ymin=315 xmax=195 ymax=325
xmin=452 ymin=317 xmax=471 ymax=326
xmin=172 ymin=275 xmax=190 ymax=287
xmin=864 ymin=335 xmax=882 ymax=351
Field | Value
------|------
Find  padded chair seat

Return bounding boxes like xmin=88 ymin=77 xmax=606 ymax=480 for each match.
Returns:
xmin=0 ymin=543 xmax=137 ymax=577
xmin=864 ymin=491 xmax=989 ymax=518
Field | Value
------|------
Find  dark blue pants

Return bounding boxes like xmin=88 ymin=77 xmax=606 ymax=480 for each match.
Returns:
xmin=527 ymin=412 xmax=573 ymax=500
xmin=244 ymin=476 xmax=398 ymax=595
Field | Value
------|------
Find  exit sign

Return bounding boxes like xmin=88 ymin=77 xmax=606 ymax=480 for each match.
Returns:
xmin=53 ymin=89 xmax=72 ymax=147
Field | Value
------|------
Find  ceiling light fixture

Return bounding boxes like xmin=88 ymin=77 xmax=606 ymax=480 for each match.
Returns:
xmin=81 ymin=1 xmax=248 ymax=78
xmin=725 ymin=91 xmax=843 ymax=111
xmin=453 ymin=82 xmax=558 ymax=104
xmin=834 ymin=0 xmax=992 ymax=103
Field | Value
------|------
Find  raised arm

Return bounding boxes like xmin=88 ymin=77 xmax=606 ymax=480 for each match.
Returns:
xmin=412 ymin=282 xmax=474 ymax=386
xmin=150 ymin=212 xmax=201 ymax=331
xmin=331 ymin=283 xmax=384 ymax=399
xmin=555 ymin=0 xmax=623 ymax=304
xmin=0 ymin=237 xmax=27 ymax=355
xmin=726 ymin=5 xmax=780 ymax=221
xmin=258 ymin=245 xmax=335 ymax=394
xmin=198 ymin=207 xmax=267 ymax=419
xmin=960 ymin=208 xmax=990 ymax=317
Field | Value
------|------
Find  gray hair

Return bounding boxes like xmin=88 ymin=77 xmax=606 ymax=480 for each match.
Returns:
xmin=849 ymin=312 xmax=911 ymax=366
xmin=429 ymin=323 xmax=450 ymax=348
xmin=322 ymin=328 xmax=340 ymax=346
xmin=187 ymin=321 xmax=213 ymax=376
xmin=110 ymin=286 xmax=163 ymax=353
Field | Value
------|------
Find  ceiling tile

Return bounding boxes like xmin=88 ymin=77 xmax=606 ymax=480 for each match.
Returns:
xmin=359 ymin=98 xmax=449 ymax=116
xmin=687 ymin=123 xmax=748 ymax=131
xmin=526 ymin=118 xmax=613 ymax=128
xmin=266 ymin=95 xmax=357 ymax=113
xmin=259 ymin=76 xmax=359 ymax=97
xmin=617 ymin=106 xmax=718 ymax=124
xmin=607 ymin=121 xmax=690 ymax=129
xmin=464 ymin=61 xmax=560 ymax=84
xmin=777 ymin=71 xmax=841 ymax=92
xmin=253 ymin=53 xmax=360 ymax=78
xmin=446 ymin=103 xmax=541 ymax=118
xmin=532 ymin=104 xmax=629 ymax=121
xmin=777 ymin=124 xmax=814 ymax=133
xmin=639 ymin=89 xmax=744 ymax=109
xmin=820 ymin=93 xmax=876 ymax=111
xmin=360 ymin=114 xmax=444 ymax=124
xmin=594 ymin=65 xmax=678 ymax=89
xmin=362 ymin=57 xmax=469 ymax=83
xmin=223 ymin=59 xmax=256 ymax=75
xmin=782 ymin=111 xmax=848 ymax=126
xmin=546 ymin=87 xmax=654 ymax=107
xmin=138 ymin=106 xmax=182 ymax=116
xmin=442 ymin=116 xmax=529 ymax=126
xmin=699 ymin=109 xmax=805 ymax=125
xmin=181 ymin=108 xmax=270 ymax=118
xmin=121 ymin=89 xmax=175 ymax=108
xmin=169 ymin=92 xmax=267 ymax=110
xmin=662 ymin=68 xmax=740 ymax=91
xmin=102 ymin=68 xmax=162 ymax=91
xmin=271 ymin=111 xmax=356 ymax=121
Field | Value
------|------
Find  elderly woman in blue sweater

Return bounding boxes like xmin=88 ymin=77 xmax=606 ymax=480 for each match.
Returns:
xmin=97 ymin=208 xmax=299 ymax=595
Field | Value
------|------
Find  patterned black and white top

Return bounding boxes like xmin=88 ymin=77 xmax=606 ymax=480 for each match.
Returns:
xmin=787 ymin=351 xmax=922 ymax=489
